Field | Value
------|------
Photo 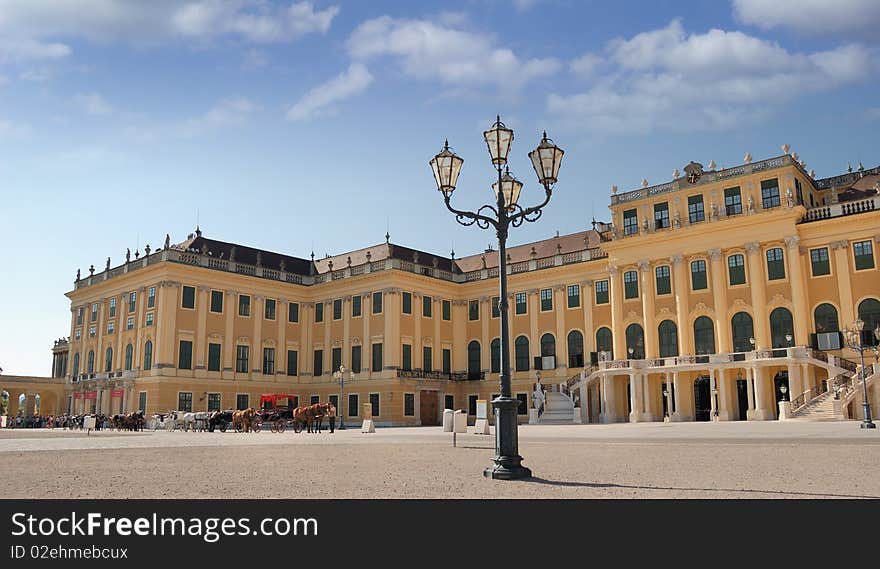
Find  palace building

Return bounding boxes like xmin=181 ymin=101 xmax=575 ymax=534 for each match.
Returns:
xmin=46 ymin=152 xmax=880 ymax=426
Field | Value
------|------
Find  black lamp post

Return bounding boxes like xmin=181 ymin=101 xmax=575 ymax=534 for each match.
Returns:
xmin=430 ymin=116 xmax=564 ymax=480
xmin=843 ymin=319 xmax=876 ymax=429
xmin=333 ymin=365 xmax=348 ymax=430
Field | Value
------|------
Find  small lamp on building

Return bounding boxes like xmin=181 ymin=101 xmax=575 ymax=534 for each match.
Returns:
xmin=785 ymin=333 xmax=793 ymax=347
xmin=712 ymin=387 xmax=719 ymax=418
xmin=749 ymin=337 xmax=756 ymax=350
xmin=779 ymin=384 xmax=788 ymax=402
xmin=662 ymin=388 xmax=669 ymax=418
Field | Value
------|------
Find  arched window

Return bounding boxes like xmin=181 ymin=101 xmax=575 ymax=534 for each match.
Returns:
xmin=125 ymin=343 xmax=134 ymax=371
xmin=814 ymin=303 xmax=839 ymax=333
xmin=540 ymin=333 xmax=556 ymax=369
xmin=143 ymin=341 xmax=153 ymax=371
xmin=105 ymin=347 xmax=113 ymax=372
xmin=490 ymin=338 xmax=500 ymax=374
xmin=658 ymin=320 xmax=678 ymax=358
xmin=625 ymin=323 xmax=645 ymax=359
xmin=72 ymin=353 xmax=80 ymax=378
xmin=731 ymin=312 xmax=754 ymax=352
xmin=770 ymin=307 xmax=795 ymax=348
xmin=567 ymin=330 xmax=584 ymax=368
xmin=514 ymin=336 xmax=530 ymax=372
xmin=596 ymin=327 xmax=613 ymax=359
xmin=467 ymin=341 xmax=481 ymax=377
xmin=857 ymin=298 xmax=880 ymax=346
xmin=87 ymin=350 xmax=95 ymax=374
xmin=693 ymin=316 xmax=716 ymax=355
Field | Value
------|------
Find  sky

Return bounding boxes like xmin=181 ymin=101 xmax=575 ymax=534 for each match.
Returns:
xmin=1 ymin=0 xmax=879 ymax=375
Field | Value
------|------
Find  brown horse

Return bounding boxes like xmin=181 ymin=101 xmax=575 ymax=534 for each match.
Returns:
xmin=232 ymin=408 xmax=259 ymax=432
xmin=293 ymin=403 xmax=332 ymax=433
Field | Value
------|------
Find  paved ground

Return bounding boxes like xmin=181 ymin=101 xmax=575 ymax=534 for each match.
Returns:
xmin=2 ymin=421 xmax=879 ymax=499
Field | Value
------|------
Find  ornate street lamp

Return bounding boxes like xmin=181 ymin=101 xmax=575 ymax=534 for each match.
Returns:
xmin=333 ymin=365 xmax=348 ymax=430
xmin=430 ymin=116 xmax=563 ymax=480
xmin=842 ymin=319 xmax=876 ymax=429
xmin=779 ymin=384 xmax=788 ymax=402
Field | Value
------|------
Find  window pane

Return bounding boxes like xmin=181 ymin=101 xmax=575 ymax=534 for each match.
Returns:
xmin=313 ymin=350 xmax=323 ymax=376
xmin=287 ymin=350 xmax=298 ymax=376
xmin=178 ymin=340 xmax=192 ymax=370
xmin=623 ymin=208 xmax=638 ymax=236
xmin=728 ymin=255 xmax=746 ymax=285
xmin=372 ymin=292 xmax=383 ymax=313
xmin=288 ymin=302 xmax=299 ymax=322
xmin=239 ymin=295 xmax=250 ymax=316
xmin=761 ymin=179 xmax=780 ymax=209
xmin=624 ymin=271 xmax=639 ymax=298
xmin=540 ymin=288 xmax=553 ymax=311
xmin=766 ymin=248 xmax=785 ymax=280
xmin=567 ymin=285 xmax=580 ymax=308
xmin=688 ymin=195 xmax=705 ymax=223
xmin=352 ymin=295 xmax=362 ymax=317
xmin=315 ymin=302 xmax=324 ymax=322
xmin=469 ymin=300 xmax=479 ymax=320
xmin=515 ymin=292 xmax=527 ymax=314
xmin=210 ymin=290 xmax=223 ymax=312
xmin=691 ymin=260 xmax=707 ymax=290
xmin=653 ymin=202 xmax=670 ymax=229
xmin=182 ymin=286 xmax=195 ymax=309
xmin=423 ymin=296 xmax=432 ymax=317
xmin=402 ymin=292 xmax=412 ymax=314
xmin=351 ymin=345 xmax=361 ymax=373
xmin=442 ymin=300 xmax=451 ymax=320
xmin=595 ymin=280 xmax=609 ymax=304
xmin=372 ymin=343 xmax=383 ymax=372
xmin=655 ymin=266 xmax=671 ymax=295
xmin=333 ymin=299 xmax=342 ymax=320
xmin=724 ymin=187 xmax=742 ymax=216
xmin=854 ymin=241 xmax=875 ymax=270
xmin=265 ymin=298 xmax=276 ymax=320
xmin=810 ymin=248 xmax=830 ymax=276
xmin=208 ymin=343 xmax=221 ymax=371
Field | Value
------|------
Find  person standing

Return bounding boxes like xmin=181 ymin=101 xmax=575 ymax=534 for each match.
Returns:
xmin=328 ymin=404 xmax=337 ymax=434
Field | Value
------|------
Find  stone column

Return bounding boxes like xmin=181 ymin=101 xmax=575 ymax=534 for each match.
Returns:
xmin=600 ymin=374 xmax=614 ymax=423
xmin=746 ymin=367 xmax=756 ymax=413
xmin=671 ymin=256 xmax=693 ymax=355
xmin=745 ymin=242 xmax=770 ymax=349
xmin=609 ymin=267 xmax=626 ymax=359
xmin=717 ymin=369 xmax=731 ymax=420
xmin=671 ymin=371 xmax=683 ymax=421
xmin=831 ymin=241 xmax=856 ymax=326
xmin=784 ymin=235 xmax=810 ymax=346
xmin=639 ymin=261 xmax=657 ymax=358
xmin=709 ymin=369 xmax=717 ymax=419
xmin=642 ymin=372 xmax=652 ymax=420
xmin=665 ymin=373 xmax=673 ymax=420
xmin=628 ymin=372 xmax=639 ymax=422
xmin=709 ymin=248 xmax=730 ymax=352
xmin=801 ymin=363 xmax=811 ymax=399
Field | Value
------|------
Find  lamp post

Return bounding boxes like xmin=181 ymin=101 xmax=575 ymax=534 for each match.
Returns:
xmin=785 ymin=333 xmax=793 ymax=347
xmin=333 ymin=365 xmax=348 ymax=430
xmin=779 ymin=384 xmax=788 ymax=402
xmin=843 ymin=319 xmax=876 ymax=429
xmin=430 ymin=116 xmax=563 ymax=480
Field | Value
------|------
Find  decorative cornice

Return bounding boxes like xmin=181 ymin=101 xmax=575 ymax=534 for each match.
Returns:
xmin=708 ymin=248 xmax=722 ymax=261
xmin=637 ymin=260 xmax=651 ymax=272
xmin=670 ymin=254 xmax=683 ymax=265
xmin=608 ymin=265 xmax=619 ymax=275
xmin=744 ymin=242 xmax=761 ymax=254
xmin=783 ymin=235 xmax=800 ymax=249
xmin=830 ymin=240 xmax=849 ymax=250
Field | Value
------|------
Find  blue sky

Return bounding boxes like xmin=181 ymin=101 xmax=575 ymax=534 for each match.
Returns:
xmin=1 ymin=0 xmax=879 ymax=375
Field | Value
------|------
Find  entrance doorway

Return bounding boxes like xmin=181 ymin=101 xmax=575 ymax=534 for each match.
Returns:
xmin=694 ymin=376 xmax=711 ymax=422
xmin=773 ymin=371 xmax=789 ymax=419
xmin=420 ymin=391 xmax=439 ymax=426
xmin=736 ymin=379 xmax=749 ymax=421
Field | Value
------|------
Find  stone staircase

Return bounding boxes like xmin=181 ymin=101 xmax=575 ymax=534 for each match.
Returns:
xmin=788 ymin=390 xmax=841 ymax=421
xmin=537 ymin=391 xmax=575 ymax=424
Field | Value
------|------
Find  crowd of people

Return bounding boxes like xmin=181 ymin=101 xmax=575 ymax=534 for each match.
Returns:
xmin=3 ymin=412 xmax=114 ymax=430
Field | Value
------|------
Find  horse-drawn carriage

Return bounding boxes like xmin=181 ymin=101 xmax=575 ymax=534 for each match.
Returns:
xmin=259 ymin=394 xmax=298 ymax=433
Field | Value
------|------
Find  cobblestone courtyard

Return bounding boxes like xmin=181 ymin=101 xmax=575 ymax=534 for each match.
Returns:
xmin=3 ymin=421 xmax=879 ymax=499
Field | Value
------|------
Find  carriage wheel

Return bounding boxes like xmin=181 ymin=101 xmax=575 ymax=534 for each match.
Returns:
xmin=219 ymin=421 xmax=228 ymax=433
xmin=269 ymin=421 xmax=278 ymax=433
xmin=252 ymin=419 xmax=262 ymax=433
xmin=275 ymin=419 xmax=286 ymax=433
xmin=293 ymin=421 xmax=302 ymax=433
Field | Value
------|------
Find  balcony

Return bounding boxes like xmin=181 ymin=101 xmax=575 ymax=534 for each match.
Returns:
xmin=801 ymin=195 xmax=878 ymax=223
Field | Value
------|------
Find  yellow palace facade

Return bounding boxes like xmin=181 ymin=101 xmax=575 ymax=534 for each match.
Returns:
xmin=52 ymin=153 xmax=880 ymax=426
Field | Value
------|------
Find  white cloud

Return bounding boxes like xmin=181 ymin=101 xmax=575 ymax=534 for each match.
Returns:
xmin=570 ymin=53 xmax=603 ymax=79
xmin=74 ymin=92 xmax=114 ymax=116
xmin=733 ymin=0 xmax=880 ymax=37
xmin=180 ymin=96 xmax=255 ymax=134
xmin=346 ymin=16 xmax=561 ymax=91
xmin=547 ymin=20 xmax=877 ymax=133
xmin=0 ymin=1 xmax=340 ymax=54
xmin=286 ymin=63 xmax=373 ymax=121
xmin=0 ymin=118 xmax=31 ymax=139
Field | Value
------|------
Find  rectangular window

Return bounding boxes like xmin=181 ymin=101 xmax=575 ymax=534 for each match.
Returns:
xmin=624 ymin=270 xmax=639 ymax=299
xmin=109 ymin=297 xmax=117 ymax=318
xmin=310 ymin=395 xmax=320 ymax=405
xmin=178 ymin=340 xmax=193 ymax=370
xmin=177 ymin=392 xmax=193 ymax=413
xmin=333 ymin=299 xmax=342 ymax=320
xmin=182 ymin=286 xmax=195 ymax=309
xmin=348 ymin=394 xmax=358 ymax=417
xmin=75 ymin=329 xmax=81 ymax=340
xmin=595 ymin=280 xmax=609 ymax=304
xmin=372 ymin=292 xmax=383 ymax=314
xmin=76 ymin=307 xmax=84 ymax=325
xmin=490 ymin=296 xmax=500 ymax=318
xmin=238 ymin=295 xmax=250 ymax=317
xmin=515 ymin=292 xmax=527 ymax=315
xmin=540 ymin=288 xmax=553 ymax=311
xmin=313 ymin=349 xmax=323 ymax=376
xmin=208 ymin=343 xmax=221 ymax=372
xmin=728 ymin=254 xmax=746 ymax=285
xmin=402 ymin=292 xmax=412 ymax=315
xmin=724 ymin=187 xmax=742 ymax=216
xmin=854 ymin=240 xmax=875 ymax=270
xmin=370 ymin=393 xmax=379 ymax=417
xmin=623 ymin=208 xmax=638 ymax=236
xmin=331 ymin=347 xmax=342 ymax=373
xmin=129 ymin=292 xmax=136 ymax=313
xmin=445 ymin=394 xmax=454 ymax=411
xmin=126 ymin=316 xmax=134 ymax=330
xmin=761 ymin=179 xmax=780 ymax=209
xmin=207 ymin=393 xmax=221 ymax=412
xmin=442 ymin=348 xmax=451 ymax=374
xmin=91 ymin=303 xmax=98 ymax=321
xmin=691 ymin=260 xmax=708 ymax=290
xmin=288 ymin=302 xmax=299 ymax=323
xmin=567 ymin=285 xmax=581 ymax=308
xmin=442 ymin=300 xmax=451 ymax=320
xmin=423 ymin=296 xmax=432 ymax=317
xmin=210 ymin=290 xmax=223 ymax=313
xmin=688 ymin=195 xmax=705 ymax=223
xmin=138 ymin=392 xmax=147 ymax=413
xmin=89 ymin=325 xmax=96 ymax=338
xmin=236 ymin=345 xmax=249 ymax=373
xmin=146 ymin=313 xmax=154 ymax=327
xmin=262 ymin=348 xmax=275 ymax=375
xmin=147 ymin=287 xmax=155 ymax=308
xmin=469 ymin=300 xmax=479 ymax=321
xmin=315 ymin=302 xmax=324 ymax=323
xmin=236 ymin=394 xmax=249 ymax=411
xmin=402 ymin=344 xmax=412 ymax=371
xmin=655 ymin=266 xmax=671 ymax=295
xmin=107 ymin=321 xmax=114 ymax=334
xmin=287 ymin=350 xmax=298 ymax=376
xmin=654 ymin=202 xmax=670 ymax=229
xmin=352 ymin=295 xmax=362 ymax=317
xmin=371 ymin=343 xmax=383 ymax=372
xmin=265 ymin=298 xmax=276 ymax=320
xmin=766 ymin=248 xmax=786 ymax=280
xmin=423 ymin=346 xmax=432 ymax=371
xmin=351 ymin=345 xmax=362 ymax=373
xmin=468 ymin=395 xmax=478 ymax=416
xmin=404 ymin=393 xmax=414 ymax=416
xmin=810 ymin=248 xmax=831 ymax=276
